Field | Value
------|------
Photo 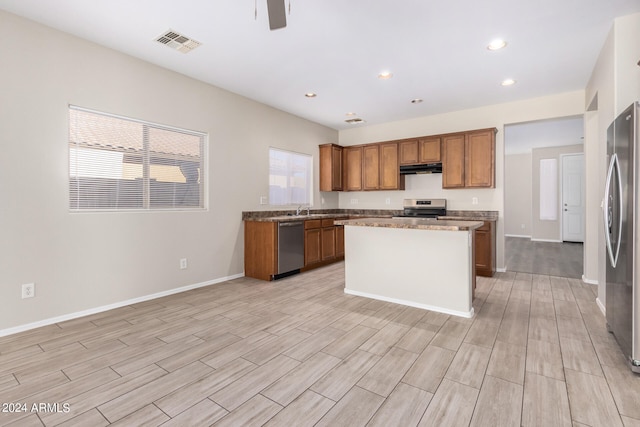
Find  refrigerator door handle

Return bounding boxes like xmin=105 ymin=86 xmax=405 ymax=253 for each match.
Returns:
xmin=604 ymin=153 xmax=623 ymax=267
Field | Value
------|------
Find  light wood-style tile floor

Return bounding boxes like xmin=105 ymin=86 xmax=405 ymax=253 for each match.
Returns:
xmin=505 ymin=236 xmax=584 ymax=279
xmin=1 ymin=262 xmax=639 ymax=426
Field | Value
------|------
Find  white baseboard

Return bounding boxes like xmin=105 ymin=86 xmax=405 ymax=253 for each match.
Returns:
xmin=505 ymin=234 xmax=532 ymax=239
xmin=582 ymin=275 xmax=599 ymax=285
xmin=344 ymin=288 xmax=474 ymax=319
xmin=496 ymin=267 xmax=507 ymax=273
xmin=596 ymin=297 xmax=606 ymax=316
xmin=530 ymin=238 xmax=563 ymax=243
xmin=0 ymin=273 xmax=245 ymax=338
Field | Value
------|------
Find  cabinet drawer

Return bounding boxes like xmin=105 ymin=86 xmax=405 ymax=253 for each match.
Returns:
xmin=304 ymin=219 xmax=322 ymax=229
xmin=477 ymin=221 xmax=491 ymax=231
xmin=321 ymin=218 xmax=335 ymax=227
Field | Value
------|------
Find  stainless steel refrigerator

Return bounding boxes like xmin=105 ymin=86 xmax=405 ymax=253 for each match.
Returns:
xmin=604 ymin=101 xmax=640 ymax=372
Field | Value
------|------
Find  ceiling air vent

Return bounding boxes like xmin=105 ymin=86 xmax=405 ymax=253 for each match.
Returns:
xmin=345 ymin=118 xmax=366 ymax=124
xmin=155 ymin=29 xmax=201 ymax=54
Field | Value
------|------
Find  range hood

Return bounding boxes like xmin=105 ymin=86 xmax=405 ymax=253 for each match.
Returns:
xmin=399 ymin=163 xmax=443 ymax=175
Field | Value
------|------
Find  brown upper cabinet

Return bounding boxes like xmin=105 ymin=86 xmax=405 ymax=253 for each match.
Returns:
xmin=442 ymin=133 xmax=466 ymax=188
xmin=442 ymin=129 xmax=495 ymax=189
xmin=320 ymin=126 xmax=493 ymax=192
xmin=344 ymin=146 xmax=363 ymax=191
xmin=340 ymin=143 xmax=403 ymax=192
xmin=465 ymin=129 xmax=496 ymax=188
xmin=319 ymin=144 xmax=343 ymax=191
xmin=363 ymin=144 xmax=380 ymax=190
xmin=399 ymin=137 xmax=441 ymax=165
xmin=362 ymin=142 xmax=404 ymax=191
xmin=379 ymin=142 xmax=403 ymax=190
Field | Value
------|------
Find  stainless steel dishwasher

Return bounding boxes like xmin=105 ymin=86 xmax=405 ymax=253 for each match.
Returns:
xmin=277 ymin=221 xmax=304 ymax=279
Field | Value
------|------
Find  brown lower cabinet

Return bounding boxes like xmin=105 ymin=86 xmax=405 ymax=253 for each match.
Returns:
xmin=321 ymin=220 xmax=336 ymax=261
xmin=244 ymin=221 xmax=277 ymax=281
xmin=304 ymin=218 xmax=346 ymax=268
xmin=304 ymin=225 xmax=322 ymax=266
xmin=335 ymin=224 xmax=345 ymax=257
xmin=244 ymin=217 xmax=347 ymax=281
xmin=475 ymin=221 xmax=496 ymax=277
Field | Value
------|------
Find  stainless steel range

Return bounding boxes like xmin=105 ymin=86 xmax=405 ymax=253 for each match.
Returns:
xmin=395 ymin=199 xmax=446 ymax=218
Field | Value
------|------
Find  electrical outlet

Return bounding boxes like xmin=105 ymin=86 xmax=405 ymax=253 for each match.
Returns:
xmin=179 ymin=258 xmax=188 ymax=270
xmin=259 ymin=196 xmax=268 ymax=205
xmin=472 ymin=197 xmax=479 ymax=205
xmin=385 ymin=198 xmax=391 ymax=205
xmin=22 ymin=283 xmax=35 ymax=299
xmin=321 ymin=197 xmax=325 ymax=205
xmin=521 ymin=224 xmax=526 ymax=229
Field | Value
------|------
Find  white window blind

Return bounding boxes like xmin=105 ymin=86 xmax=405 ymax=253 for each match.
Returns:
xmin=69 ymin=106 xmax=206 ymax=211
xmin=269 ymin=148 xmax=313 ymax=206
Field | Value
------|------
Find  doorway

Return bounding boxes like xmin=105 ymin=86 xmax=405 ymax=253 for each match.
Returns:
xmin=504 ymin=116 xmax=585 ymax=278
xmin=561 ymin=153 xmax=585 ymax=242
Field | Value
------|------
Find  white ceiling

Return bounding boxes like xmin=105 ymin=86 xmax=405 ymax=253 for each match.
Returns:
xmin=1 ymin=0 xmax=639 ymax=130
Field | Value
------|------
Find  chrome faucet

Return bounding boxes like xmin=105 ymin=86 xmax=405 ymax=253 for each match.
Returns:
xmin=295 ymin=205 xmax=310 ymax=215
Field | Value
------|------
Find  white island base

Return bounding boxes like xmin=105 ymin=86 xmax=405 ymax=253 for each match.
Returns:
xmin=342 ymin=224 xmax=476 ymax=318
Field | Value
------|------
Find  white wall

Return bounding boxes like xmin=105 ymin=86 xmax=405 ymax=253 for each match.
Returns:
xmin=504 ymin=153 xmax=533 ymax=237
xmin=584 ymin=12 xmax=640 ymax=307
xmin=338 ymin=91 xmax=586 ymax=271
xmin=0 ymin=11 xmax=338 ymax=332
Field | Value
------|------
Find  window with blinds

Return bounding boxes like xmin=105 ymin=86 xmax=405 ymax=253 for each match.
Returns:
xmin=269 ymin=148 xmax=313 ymax=206
xmin=69 ymin=106 xmax=206 ymax=211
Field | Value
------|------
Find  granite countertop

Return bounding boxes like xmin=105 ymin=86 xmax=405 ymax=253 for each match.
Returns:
xmin=439 ymin=210 xmax=498 ymax=222
xmin=244 ymin=212 xmax=394 ymax=222
xmin=334 ymin=217 xmax=484 ymax=231
xmin=248 ymin=213 xmax=351 ymax=222
xmin=243 ymin=209 xmax=497 ymax=223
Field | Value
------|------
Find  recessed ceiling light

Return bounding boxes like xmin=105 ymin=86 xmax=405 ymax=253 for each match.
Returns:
xmin=305 ymin=93 xmax=317 ymax=98
xmin=501 ymin=78 xmax=516 ymax=86
xmin=346 ymin=112 xmax=356 ymax=116
xmin=411 ymin=98 xmax=423 ymax=104
xmin=378 ymin=71 xmax=393 ymax=80
xmin=487 ymin=39 xmax=507 ymax=50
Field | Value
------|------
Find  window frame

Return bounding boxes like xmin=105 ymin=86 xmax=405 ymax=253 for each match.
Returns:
xmin=68 ymin=105 xmax=208 ymax=212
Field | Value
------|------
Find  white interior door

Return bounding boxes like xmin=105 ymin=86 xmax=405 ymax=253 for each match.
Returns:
xmin=562 ymin=153 xmax=585 ymax=242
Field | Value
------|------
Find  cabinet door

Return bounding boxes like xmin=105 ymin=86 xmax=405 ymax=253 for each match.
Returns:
xmin=475 ymin=223 xmax=491 ymax=275
xmin=304 ymin=228 xmax=321 ymax=266
xmin=321 ymin=227 xmax=336 ymax=261
xmin=399 ymin=139 xmax=419 ymax=165
xmin=380 ymin=142 xmax=403 ymax=190
xmin=475 ymin=221 xmax=495 ymax=277
xmin=465 ymin=130 xmax=495 ymax=188
xmin=319 ymin=144 xmax=343 ymax=191
xmin=363 ymin=144 xmax=380 ymax=190
xmin=419 ymin=137 xmax=441 ymax=163
xmin=335 ymin=225 xmax=345 ymax=257
xmin=331 ymin=145 xmax=343 ymax=190
xmin=442 ymin=134 xmax=466 ymax=188
xmin=344 ymin=146 xmax=363 ymax=191
xmin=244 ymin=221 xmax=277 ymax=281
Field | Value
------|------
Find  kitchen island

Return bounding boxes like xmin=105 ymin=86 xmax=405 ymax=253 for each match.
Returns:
xmin=334 ymin=217 xmax=483 ymax=318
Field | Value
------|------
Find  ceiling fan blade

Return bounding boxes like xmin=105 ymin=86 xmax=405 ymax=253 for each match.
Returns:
xmin=266 ymin=0 xmax=287 ymax=30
